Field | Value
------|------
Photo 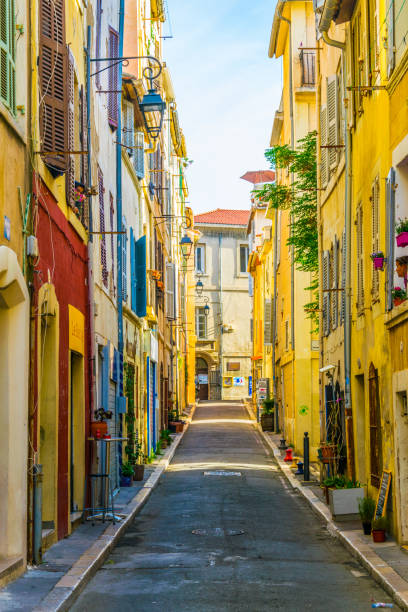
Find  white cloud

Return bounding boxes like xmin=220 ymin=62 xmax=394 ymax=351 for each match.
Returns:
xmin=164 ymin=0 xmax=282 ymax=213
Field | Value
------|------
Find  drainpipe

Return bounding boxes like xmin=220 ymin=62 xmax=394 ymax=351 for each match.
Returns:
xmin=32 ymin=464 xmax=42 ymax=565
xmin=86 ymin=25 xmax=96 ymax=428
xmin=319 ymin=23 xmax=352 ymax=475
xmin=272 ymin=208 xmax=278 ymax=430
xmin=218 ymin=233 xmax=223 ymax=398
xmin=116 ymin=0 xmax=125 ymax=388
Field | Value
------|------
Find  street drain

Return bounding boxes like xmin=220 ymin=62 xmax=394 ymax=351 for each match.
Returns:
xmin=192 ymin=528 xmax=245 ymax=536
xmin=204 ymin=471 xmax=242 ymax=476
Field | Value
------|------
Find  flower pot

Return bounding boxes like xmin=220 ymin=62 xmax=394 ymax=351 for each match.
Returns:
xmin=133 ymin=464 xmax=145 ymax=481
xmin=396 ymin=232 xmax=408 ymax=247
xmin=161 ymin=440 xmax=168 ymax=449
xmin=260 ymin=413 xmax=274 ymax=432
xmin=394 ymin=297 xmax=405 ymax=307
xmin=120 ymin=475 xmax=132 ymax=487
xmin=373 ymin=257 xmax=384 ymax=270
xmin=169 ymin=421 xmax=183 ymax=433
xmin=320 ymin=444 xmax=336 ymax=463
xmin=91 ymin=421 xmax=108 ymax=438
xmin=372 ymin=529 xmax=386 ymax=543
xmin=362 ymin=521 xmax=372 ymax=535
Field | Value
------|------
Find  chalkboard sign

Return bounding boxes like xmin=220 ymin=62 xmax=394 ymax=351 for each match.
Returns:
xmin=374 ymin=470 xmax=392 ymax=521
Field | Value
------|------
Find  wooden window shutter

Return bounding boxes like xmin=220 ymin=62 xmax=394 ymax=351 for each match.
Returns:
xmin=356 ymin=205 xmax=364 ymax=313
xmin=332 ymin=237 xmax=339 ymax=330
xmin=264 ymin=299 xmax=272 ymax=345
xmin=368 ymin=363 xmax=382 ymax=487
xmin=130 ymin=226 xmax=136 ymax=311
xmin=371 ymin=176 xmax=380 ymax=300
xmin=166 ymin=262 xmax=175 ymax=320
xmin=340 ymin=229 xmax=346 ymax=325
xmin=109 ymin=194 xmax=115 ymax=297
xmin=39 ymin=0 xmax=67 ymax=172
xmin=80 ymin=85 xmax=88 ymax=185
xmin=326 ymin=76 xmax=339 ymax=173
xmin=95 ymin=0 xmax=102 ymax=88
xmin=386 ymin=168 xmax=396 ymax=310
xmin=320 ymin=106 xmax=328 ymax=188
xmin=108 ymin=27 xmax=119 ymax=128
xmin=0 ymin=0 xmax=16 ymax=113
xmin=387 ymin=0 xmax=395 ymax=76
xmin=98 ymin=168 xmax=108 ymax=287
xmin=66 ymin=49 xmax=75 ymax=208
xmin=322 ymin=250 xmax=330 ymax=336
xmin=134 ymin=131 xmax=144 ymax=178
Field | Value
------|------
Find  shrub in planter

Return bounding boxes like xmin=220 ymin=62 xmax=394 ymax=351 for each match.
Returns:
xmin=372 ymin=516 xmax=387 ymax=543
xmin=328 ymin=479 xmax=362 ymax=520
xmin=396 ymin=218 xmax=408 ymax=247
xmin=120 ymin=461 xmax=134 ymax=487
xmin=358 ymin=495 xmax=376 ymax=535
xmin=260 ymin=399 xmax=275 ymax=431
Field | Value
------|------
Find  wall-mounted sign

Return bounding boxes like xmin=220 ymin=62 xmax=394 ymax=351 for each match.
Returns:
xmin=3 ymin=216 xmax=10 ymax=241
xmin=233 ymin=377 xmax=245 ymax=386
xmin=374 ymin=470 xmax=392 ymax=521
xmin=198 ymin=374 xmax=208 ymax=384
xmin=223 ymin=376 xmax=232 ymax=387
xmin=227 ymin=362 xmax=240 ymax=371
xmin=248 ymin=375 xmax=253 ymax=396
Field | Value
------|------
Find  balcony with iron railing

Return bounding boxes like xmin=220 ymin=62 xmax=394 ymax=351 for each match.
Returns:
xmin=299 ymin=49 xmax=316 ymax=87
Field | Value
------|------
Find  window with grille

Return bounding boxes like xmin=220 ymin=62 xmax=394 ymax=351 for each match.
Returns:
xmin=371 ymin=176 xmax=380 ymax=300
xmin=240 ymin=244 xmax=249 ymax=273
xmin=108 ymin=27 xmax=119 ymax=129
xmin=356 ymin=204 xmax=364 ymax=313
xmin=196 ymin=307 xmax=207 ymax=339
xmin=39 ymin=0 xmax=67 ymax=173
xmin=0 ymin=0 xmax=15 ymax=114
xmin=195 ymin=245 xmax=205 ymax=273
xmin=98 ymin=168 xmax=108 ymax=287
xmin=369 ymin=363 xmax=382 ymax=487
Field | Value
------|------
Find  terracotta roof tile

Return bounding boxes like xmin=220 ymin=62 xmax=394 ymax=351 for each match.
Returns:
xmin=194 ymin=208 xmax=250 ymax=226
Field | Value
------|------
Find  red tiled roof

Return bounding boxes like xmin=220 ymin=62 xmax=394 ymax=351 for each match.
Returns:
xmin=194 ymin=208 xmax=250 ymax=226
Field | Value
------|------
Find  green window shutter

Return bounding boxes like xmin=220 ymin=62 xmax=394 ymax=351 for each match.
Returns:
xmin=0 ymin=0 xmax=16 ymax=114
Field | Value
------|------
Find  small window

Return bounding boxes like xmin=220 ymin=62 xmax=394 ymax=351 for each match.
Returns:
xmin=195 ymin=245 xmax=205 ymax=273
xmin=195 ymin=307 xmax=207 ymax=339
xmin=240 ymin=245 xmax=249 ymax=273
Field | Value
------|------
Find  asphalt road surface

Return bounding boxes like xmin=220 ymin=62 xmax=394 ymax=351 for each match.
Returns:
xmin=72 ymin=401 xmax=398 ymax=611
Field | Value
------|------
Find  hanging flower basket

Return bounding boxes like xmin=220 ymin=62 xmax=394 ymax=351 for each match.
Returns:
xmin=156 ymin=280 xmax=164 ymax=290
xmin=151 ymin=270 xmax=161 ymax=280
xmin=370 ymin=252 xmax=385 ymax=270
xmin=396 ymin=232 xmax=408 ymax=248
xmin=319 ymin=444 xmax=336 ymax=463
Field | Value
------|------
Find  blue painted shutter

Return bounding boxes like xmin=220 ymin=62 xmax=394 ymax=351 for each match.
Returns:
xmin=130 ymin=227 xmax=136 ymax=311
xmin=134 ymin=132 xmax=144 ymax=179
xmin=101 ymin=343 xmax=110 ymax=410
xmin=386 ymin=168 xmax=396 ymax=311
xmin=122 ymin=216 xmax=127 ymax=301
xmin=136 ymin=235 xmax=147 ymax=317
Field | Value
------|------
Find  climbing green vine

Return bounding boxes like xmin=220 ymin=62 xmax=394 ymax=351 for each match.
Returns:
xmin=255 ymin=131 xmax=319 ymax=331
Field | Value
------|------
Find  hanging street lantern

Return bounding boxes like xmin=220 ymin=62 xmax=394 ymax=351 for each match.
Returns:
xmin=180 ymin=234 xmax=193 ymax=261
xmin=139 ymin=88 xmax=166 ymax=140
xmin=196 ymin=279 xmax=203 ymax=296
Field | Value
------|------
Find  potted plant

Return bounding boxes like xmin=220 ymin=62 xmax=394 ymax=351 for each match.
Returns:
xmin=370 ymin=251 xmax=385 ymax=271
xmin=318 ymin=443 xmax=337 ymax=463
xmin=168 ymin=409 xmax=184 ymax=433
xmin=396 ymin=218 xmax=408 ymax=247
xmin=120 ymin=461 xmax=134 ymax=487
xmin=132 ymin=441 xmax=145 ymax=481
xmin=372 ymin=516 xmax=387 ymax=543
xmin=358 ymin=495 xmax=376 ymax=535
xmin=392 ymin=286 xmax=407 ymax=307
xmin=260 ymin=399 xmax=274 ymax=431
xmin=328 ymin=478 xmax=363 ymax=520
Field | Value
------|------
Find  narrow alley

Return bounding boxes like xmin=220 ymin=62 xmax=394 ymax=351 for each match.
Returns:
xmin=71 ymin=402 xmax=397 ymax=611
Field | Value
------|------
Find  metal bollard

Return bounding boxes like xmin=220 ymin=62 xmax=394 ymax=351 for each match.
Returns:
xmin=303 ymin=432 xmax=310 ymax=482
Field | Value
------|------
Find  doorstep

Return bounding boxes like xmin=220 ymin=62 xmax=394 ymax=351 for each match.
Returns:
xmin=0 ymin=556 xmax=24 ymax=589
xmin=0 ymin=404 xmax=196 ymax=612
xmin=244 ymin=402 xmax=408 ymax=611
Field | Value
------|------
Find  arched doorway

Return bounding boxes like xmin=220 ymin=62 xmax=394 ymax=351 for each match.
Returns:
xmin=196 ymin=357 xmax=209 ymax=400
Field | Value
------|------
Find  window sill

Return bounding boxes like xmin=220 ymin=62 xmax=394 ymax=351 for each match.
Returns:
xmin=0 ymin=101 xmax=26 ymax=145
xmin=385 ymin=300 xmax=408 ymax=330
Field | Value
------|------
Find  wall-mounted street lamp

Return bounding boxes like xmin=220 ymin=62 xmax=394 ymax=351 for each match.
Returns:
xmin=195 ymin=279 xmax=203 ymax=296
xmin=90 ymin=54 xmax=165 ymax=140
xmin=180 ymin=234 xmax=193 ymax=261
xmin=204 ymin=303 xmax=210 ymax=317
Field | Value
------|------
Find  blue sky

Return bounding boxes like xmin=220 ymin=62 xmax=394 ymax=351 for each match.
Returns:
xmin=164 ymin=0 xmax=282 ymax=214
